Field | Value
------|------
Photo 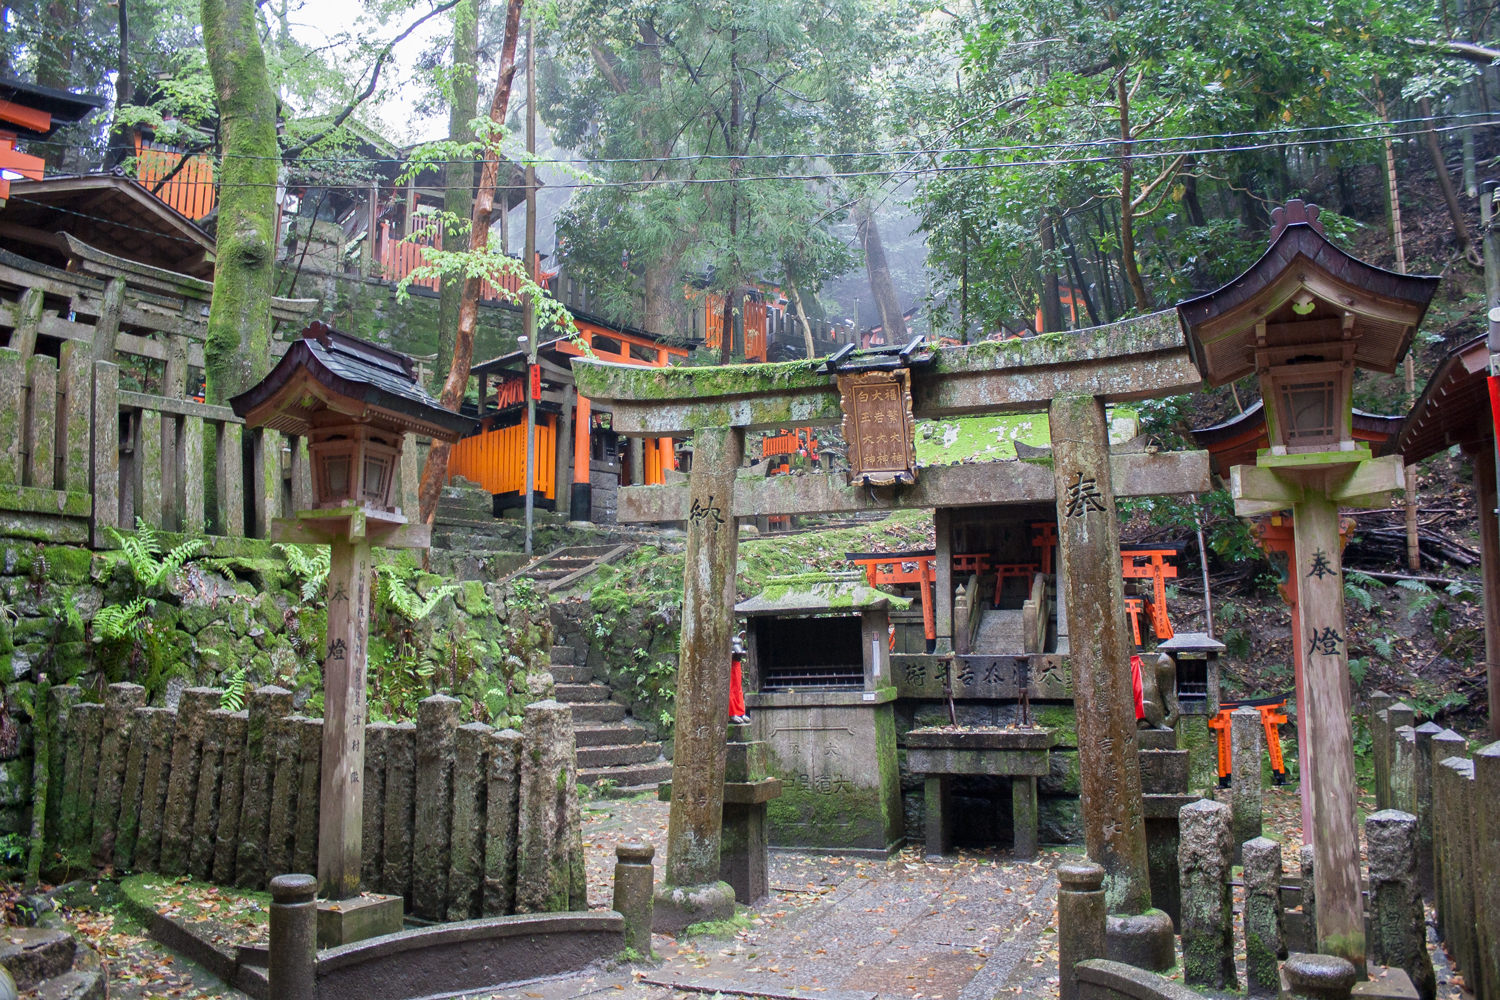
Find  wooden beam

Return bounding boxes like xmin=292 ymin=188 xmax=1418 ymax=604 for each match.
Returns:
xmin=618 ymin=449 xmax=1211 ymax=521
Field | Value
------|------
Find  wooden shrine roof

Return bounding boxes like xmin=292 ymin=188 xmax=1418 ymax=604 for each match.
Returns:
xmin=0 ymin=78 xmax=105 ymax=139
xmin=1175 ymin=203 xmax=1439 ymax=386
xmin=230 ymin=321 xmax=474 ymax=441
xmin=1392 ymin=334 xmax=1492 ymax=464
xmin=0 ymin=175 xmax=215 ymax=276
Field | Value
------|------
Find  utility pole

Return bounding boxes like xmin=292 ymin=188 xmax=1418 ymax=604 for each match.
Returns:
xmin=523 ymin=15 xmax=538 ymax=555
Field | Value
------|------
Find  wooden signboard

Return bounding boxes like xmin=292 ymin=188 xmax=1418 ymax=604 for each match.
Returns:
xmin=838 ymin=369 xmax=918 ymax=486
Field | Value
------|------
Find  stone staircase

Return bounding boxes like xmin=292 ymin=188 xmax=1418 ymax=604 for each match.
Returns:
xmin=0 ymin=927 xmax=106 ymax=1000
xmin=550 ymin=643 xmax=672 ymax=792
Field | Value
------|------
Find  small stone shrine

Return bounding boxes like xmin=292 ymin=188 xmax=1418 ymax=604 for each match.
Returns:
xmin=735 ymin=571 xmax=909 ymax=855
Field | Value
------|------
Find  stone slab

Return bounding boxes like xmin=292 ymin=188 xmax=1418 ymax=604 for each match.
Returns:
xmin=905 ymin=727 xmax=1057 ymax=750
xmin=1137 ymin=729 xmax=1177 ymax=751
xmin=1139 ymin=750 xmax=1190 ymax=796
xmin=316 ymin=895 xmax=404 ymax=949
xmin=723 ymin=778 xmax=783 ymax=805
xmin=905 ymin=747 xmax=1051 ymax=777
xmin=1143 ymin=793 xmax=1201 ymax=819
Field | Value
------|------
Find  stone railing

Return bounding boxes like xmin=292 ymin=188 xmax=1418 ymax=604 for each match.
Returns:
xmin=0 ymin=243 xmax=329 ymax=547
xmin=37 ymin=683 xmax=585 ymax=921
xmin=1369 ymin=697 xmax=1498 ymax=1000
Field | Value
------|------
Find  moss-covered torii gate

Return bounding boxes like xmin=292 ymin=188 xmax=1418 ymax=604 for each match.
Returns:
xmin=572 ymin=312 xmax=1209 ymax=945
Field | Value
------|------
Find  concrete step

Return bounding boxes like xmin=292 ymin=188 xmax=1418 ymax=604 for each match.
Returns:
xmin=568 ymin=701 xmax=626 ymax=724
xmin=0 ymin=928 xmax=77 ymax=990
xmin=549 ymin=644 xmax=576 ymax=666
xmin=550 ymin=665 xmax=592 ymax=684
xmin=598 ymin=782 xmax=662 ymax=799
xmin=556 ymin=683 xmax=611 ymax=703
xmin=579 ymin=760 xmax=674 ymax=788
xmin=578 ymin=742 xmax=664 ymax=769
xmin=576 ymin=723 xmax=648 ymax=748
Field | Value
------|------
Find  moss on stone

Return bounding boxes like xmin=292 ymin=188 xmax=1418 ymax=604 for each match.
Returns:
xmin=41 ymin=546 xmax=93 ymax=584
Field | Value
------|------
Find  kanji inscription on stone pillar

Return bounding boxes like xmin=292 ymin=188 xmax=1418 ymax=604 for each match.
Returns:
xmin=319 ymin=536 xmax=372 ymax=900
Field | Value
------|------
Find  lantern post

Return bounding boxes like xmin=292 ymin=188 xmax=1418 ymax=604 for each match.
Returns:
xmin=232 ymin=322 xmax=472 ymax=941
xmin=1177 ymin=201 xmax=1438 ymax=974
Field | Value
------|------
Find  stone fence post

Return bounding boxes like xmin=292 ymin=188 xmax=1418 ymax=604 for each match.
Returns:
xmin=1242 ymin=836 xmax=1285 ymax=997
xmin=1473 ymin=741 xmax=1499 ymax=1000
xmin=1056 ymin=861 xmax=1107 ymax=1000
xmin=1413 ymin=722 xmax=1442 ymax=899
xmin=613 ymin=842 xmax=655 ymax=958
xmin=268 ymin=874 xmax=317 ymax=1000
xmin=1179 ymin=799 xmax=1236 ymax=990
xmin=1389 ymin=726 xmax=1416 ymax=814
xmin=1370 ymin=691 xmax=1392 ymax=809
xmin=1365 ymin=810 xmax=1435 ymax=1000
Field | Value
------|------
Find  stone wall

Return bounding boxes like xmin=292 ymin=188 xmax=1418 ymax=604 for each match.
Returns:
xmin=35 ymin=683 xmax=584 ymax=920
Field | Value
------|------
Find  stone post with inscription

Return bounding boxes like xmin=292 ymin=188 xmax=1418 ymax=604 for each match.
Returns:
xmin=655 ymin=424 xmax=743 ymax=932
xmin=1049 ymin=394 xmax=1171 ymax=970
xmin=319 ymin=536 xmax=373 ymax=900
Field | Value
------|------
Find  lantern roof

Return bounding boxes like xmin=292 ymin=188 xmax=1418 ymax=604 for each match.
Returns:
xmin=1175 ymin=200 xmax=1439 ymax=388
xmin=230 ymin=321 xmax=473 ymax=441
xmin=1391 ymin=333 xmax=1491 ymax=464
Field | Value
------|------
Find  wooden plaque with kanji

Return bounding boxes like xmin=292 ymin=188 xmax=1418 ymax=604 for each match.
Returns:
xmin=838 ymin=369 xmax=918 ymax=486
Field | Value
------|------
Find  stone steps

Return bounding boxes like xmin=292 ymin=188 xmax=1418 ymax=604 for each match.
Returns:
xmin=556 ymin=682 xmax=611 ymax=703
xmin=0 ymin=928 xmax=76 ymax=990
xmin=576 ymin=723 xmax=648 ymax=747
xmin=578 ymin=741 xmax=664 ymax=769
xmin=568 ymin=701 xmax=626 ymax=724
xmin=550 ymin=665 xmax=592 ymax=684
xmin=579 ymin=760 xmax=673 ymax=788
xmin=550 ymin=644 xmax=576 ymax=664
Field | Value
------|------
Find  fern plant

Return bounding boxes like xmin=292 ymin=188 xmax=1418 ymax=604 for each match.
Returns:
xmin=376 ymin=566 xmax=456 ymax=622
xmin=108 ymin=518 xmax=205 ymax=591
xmin=275 ymin=543 xmax=331 ymax=602
xmin=92 ymin=598 xmax=154 ymax=642
xmin=220 ymin=665 xmax=246 ymax=711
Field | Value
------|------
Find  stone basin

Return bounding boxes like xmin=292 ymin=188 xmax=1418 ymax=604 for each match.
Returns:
xmin=905 ymin=726 xmax=1056 ymax=751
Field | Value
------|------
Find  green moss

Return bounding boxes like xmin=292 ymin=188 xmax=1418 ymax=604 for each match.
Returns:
xmin=681 ymin=909 xmax=754 ymax=939
xmin=41 ymin=546 xmax=93 ymax=584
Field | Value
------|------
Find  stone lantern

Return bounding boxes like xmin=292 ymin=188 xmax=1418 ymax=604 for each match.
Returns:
xmin=231 ymin=321 xmax=472 ymax=939
xmin=1177 ymin=201 xmax=1438 ymax=973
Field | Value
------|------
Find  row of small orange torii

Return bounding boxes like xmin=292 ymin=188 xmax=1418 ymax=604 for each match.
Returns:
xmin=844 ymin=525 xmax=1179 ymax=648
xmin=846 ymin=532 xmax=1289 ymax=786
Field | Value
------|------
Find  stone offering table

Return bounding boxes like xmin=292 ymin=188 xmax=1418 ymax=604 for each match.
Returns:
xmin=905 ymin=726 xmax=1055 ymax=860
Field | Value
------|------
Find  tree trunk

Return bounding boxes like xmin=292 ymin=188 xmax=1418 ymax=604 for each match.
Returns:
xmin=1418 ymin=96 xmax=1479 ymax=263
xmin=201 ymin=0 xmax=281 ymax=404
xmin=1038 ymin=211 xmax=1062 ymax=333
xmin=1181 ymin=159 xmax=1207 ymax=226
xmin=1055 ymin=211 xmax=1101 ymax=327
xmin=722 ymin=27 xmax=741 ymax=362
xmin=1117 ymin=73 xmax=1151 ymax=311
xmin=435 ymin=0 xmax=481 ymax=391
xmin=417 ymin=0 xmax=526 ymax=525
xmin=857 ymin=200 xmax=908 ymax=343
xmin=786 ymin=270 xmax=815 ymax=359
xmin=105 ymin=0 xmax=131 ymax=170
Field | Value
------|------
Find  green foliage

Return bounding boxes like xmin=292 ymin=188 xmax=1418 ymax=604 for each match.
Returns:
xmin=376 ymin=566 xmax=458 ymax=623
xmin=109 ymin=519 xmax=206 ymax=592
xmin=274 ymin=544 xmax=331 ymax=603
xmin=1119 ymin=490 xmax=1261 ymax=568
xmin=92 ymin=599 xmax=155 ymax=643
xmin=220 ymin=665 xmax=247 ymax=712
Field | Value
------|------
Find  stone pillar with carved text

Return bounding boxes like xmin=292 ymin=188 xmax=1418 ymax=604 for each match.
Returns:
xmin=656 ymin=424 xmax=742 ymax=931
xmin=319 ymin=536 xmax=373 ymax=900
xmin=1049 ymin=396 xmax=1153 ymax=919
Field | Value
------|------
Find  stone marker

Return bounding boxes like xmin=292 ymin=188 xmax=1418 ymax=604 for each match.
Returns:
xmin=112 ymin=705 xmax=157 ymax=871
xmin=1057 ymin=861 xmax=1107 ymax=1000
xmin=211 ymin=710 xmax=248 ymax=885
xmin=91 ymin=682 xmax=146 ymax=868
xmin=1412 ymin=722 xmax=1442 ymax=898
xmin=1365 ymin=809 xmax=1435 ymax=1000
xmin=1370 ymin=692 xmax=1392 ymax=808
xmin=68 ymin=703 xmax=104 ymax=851
xmin=515 ymin=700 xmax=585 ymax=913
xmin=1242 ymin=836 xmax=1286 ymax=997
xmin=447 ymin=722 xmax=492 ymax=920
xmin=266 ymin=715 xmax=304 ymax=879
xmin=159 ymin=688 xmax=221 ymax=876
xmin=657 ymin=425 xmax=742 ymax=932
xmin=1472 ymin=741 xmax=1499 ymax=1000
xmin=1230 ymin=706 xmax=1263 ymax=857
xmin=268 ymin=874 xmax=317 ymax=1000
xmin=292 ymin=717 xmax=322 ymax=877
xmin=1390 ymin=726 xmax=1416 ymax=814
xmin=189 ymin=709 xmax=228 ymax=880
xmin=1178 ymin=799 xmax=1236 ymax=990
xmin=237 ymin=685 xmax=292 ymax=889
xmin=381 ymin=721 xmax=417 ymax=906
xmin=42 ymin=685 xmax=79 ymax=853
xmin=924 ymin=776 xmax=951 ymax=860
xmin=411 ymin=694 xmax=461 ymax=920
xmin=613 ymin=842 xmax=655 ymax=957
xmin=483 ymin=729 xmax=522 ymax=916
xmin=1429 ymin=728 xmax=1467 ymax=941
xmin=1281 ymin=952 xmax=1357 ymax=1000
xmin=130 ymin=707 xmax=176 ymax=872
xmin=361 ymin=722 xmax=390 ymax=892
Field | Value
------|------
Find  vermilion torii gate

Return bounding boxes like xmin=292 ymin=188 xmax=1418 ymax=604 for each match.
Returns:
xmin=573 ymin=310 xmax=1210 ymax=947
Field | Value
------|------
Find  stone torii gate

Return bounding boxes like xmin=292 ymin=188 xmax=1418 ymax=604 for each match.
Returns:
xmin=573 ymin=311 xmax=1209 ymax=946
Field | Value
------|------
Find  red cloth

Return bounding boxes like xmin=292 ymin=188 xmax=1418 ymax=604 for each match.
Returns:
xmin=729 ymin=659 xmax=746 ymax=718
xmin=1131 ymin=654 xmax=1145 ymax=720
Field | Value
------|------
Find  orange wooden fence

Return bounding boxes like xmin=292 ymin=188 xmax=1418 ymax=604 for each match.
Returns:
xmin=378 ymin=224 xmax=541 ymax=302
xmin=133 ymin=137 xmax=216 ymax=220
xmin=699 ymin=292 xmax=768 ymax=362
xmin=447 ymin=416 xmax=557 ymax=499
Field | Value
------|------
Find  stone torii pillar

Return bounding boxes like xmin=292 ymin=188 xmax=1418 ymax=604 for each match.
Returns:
xmin=1049 ymin=395 xmax=1171 ymax=969
xmin=654 ymin=424 xmax=743 ymax=931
